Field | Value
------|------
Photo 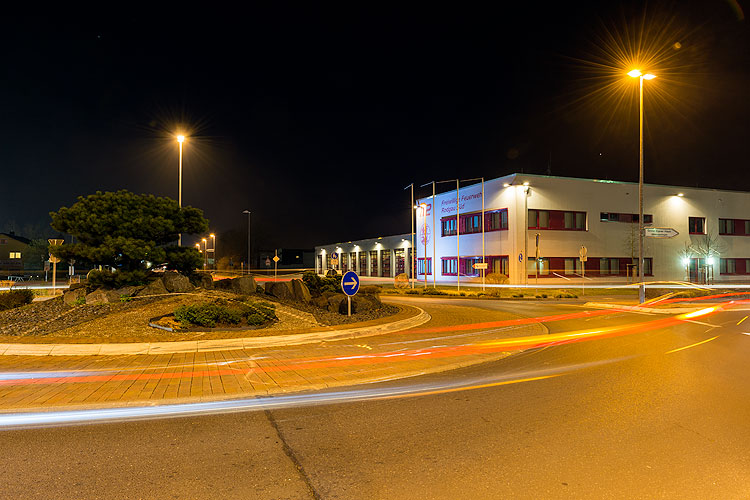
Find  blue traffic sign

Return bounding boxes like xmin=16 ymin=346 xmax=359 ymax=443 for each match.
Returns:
xmin=341 ymin=271 xmax=360 ymax=296
xmin=330 ymin=252 xmax=339 ymax=260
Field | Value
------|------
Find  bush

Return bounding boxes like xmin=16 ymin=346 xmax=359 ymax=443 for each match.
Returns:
xmin=404 ymin=289 xmax=421 ymax=295
xmin=0 ymin=289 xmax=35 ymax=311
xmin=302 ymin=270 xmax=348 ymax=295
xmin=423 ymin=288 xmax=447 ymax=295
xmin=174 ymin=300 xmax=277 ymax=328
xmin=87 ymin=269 xmax=149 ymax=288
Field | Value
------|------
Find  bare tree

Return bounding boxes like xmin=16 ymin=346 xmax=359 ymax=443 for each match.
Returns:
xmin=689 ymin=233 xmax=726 ymax=284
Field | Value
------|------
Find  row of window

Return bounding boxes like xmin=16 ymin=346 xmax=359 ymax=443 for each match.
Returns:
xmin=600 ymin=212 xmax=653 ymax=224
xmin=8 ymin=252 xmax=21 ymax=259
xmin=689 ymin=217 xmax=750 ymax=236
xmin=440 ymin=209 xmax=508 ymax=237
xmin=719 ymin=258 xmax=750 ymax=275
xmin=528 ymin=210 xmax=586 ymax=231
xmin=528 ymin=257 xmax=653 ymax=277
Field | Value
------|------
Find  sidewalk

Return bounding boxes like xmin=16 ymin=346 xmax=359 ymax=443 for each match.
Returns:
xmin=0 ymin=299 xmax=548 ymax=413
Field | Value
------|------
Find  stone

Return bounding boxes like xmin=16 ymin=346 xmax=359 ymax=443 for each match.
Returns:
xmin=162 ymin=271 xmax=194 ymax=293
xmin=266 ymin=281 xmax=293 ymax=300
xmin=290 ymin=279 xmax=311 ymax=304
xmin=231 ymin=276 xmax=257 ymax=295
xmin=327 ymin=293 xmax=347 ymax=313
xmin=69 ymin=282 xmax=87 ymax=292
xmin=115 ymin=285 xmax=143 ymax=297
xmin=214 ymin=278 xmax=233 ymax=290
xmin=63 ymin=287 xmax=87 ymax=306
xmin=85 ymin=289 xmax=121 ymax=305
xmin=200 ymin=274 xmax=214 ymax=289
xmin=136 ymin=278 xmax=169 ymax=296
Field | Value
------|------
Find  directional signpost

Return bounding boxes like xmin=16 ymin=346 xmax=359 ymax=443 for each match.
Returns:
xmin=341 ymin=270 xmax=360 ymax=317
xmin=579 ymin=245 xmax=587 ymax=296
xmin=48 ymin=239 xmax=64 ymax=294
xmin=273 ymin=250 xmax=280 ymax=281
xmin=645 ymin=227 xmax=679 ymax=238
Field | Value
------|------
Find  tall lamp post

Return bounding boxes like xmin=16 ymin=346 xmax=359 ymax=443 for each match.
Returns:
xmin=176 ymin=134 xmax=185 ymax=247
xmin=628 ymin=69 xmax=656 ymax=304
xmin=242 ymin=210 xmax=252 ymax=273
xmin=419 ymin=203 xmax=428 ymax=288
xmin=404 ymin=183 xmax=415 ymax=288
xmin=209 ymin=233 xmax=216 ymax=270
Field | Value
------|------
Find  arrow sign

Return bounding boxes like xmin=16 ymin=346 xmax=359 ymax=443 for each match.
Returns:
xmin=645 ymin=227 xmax=679 ymax=238
xmin=341 ymin=271 xmax=360 ymax=296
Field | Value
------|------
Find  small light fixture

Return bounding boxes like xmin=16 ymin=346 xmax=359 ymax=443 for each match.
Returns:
xmin=503 ymin=183 xmax=510 ymax=188
xmin=677 ymin=193 xmax=684 ymax=197
xmin=522 ymin=181 xmax=529 ymax=186
xmin=681 ymin=258 xmax=690 ymax=266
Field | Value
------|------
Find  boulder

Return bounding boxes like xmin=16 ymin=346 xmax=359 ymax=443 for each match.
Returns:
xmin=231 ymin=276 xmax=257 ymax=295
xmin=63 ymin=287 xmax=87 ymax=306
xmin=326 ymin=293 xmax=347 ymax=313
xmin=290 ymin=279 xmax=311 ymax=304
xmin=85 ymin=289 xmax=121 ymax=305
xmin=199 ymin=274 xmax=214 ymax=289
xmin=115 ymin=285 xmax=143 ymax=297
xmin=69 ymin=282 xmax=87 ymax=292
xmin=136 ymin=278 xmax=169 ymax=296
xmin=214 ymin=278 xmax=232 ymax=290
xmin=162 ymin=271 xmax=194 ymax=293
xmin=265 ymin=281 xmax=293 ymax=300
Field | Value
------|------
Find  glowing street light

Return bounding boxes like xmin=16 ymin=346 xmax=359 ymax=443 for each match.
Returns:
xmin=628 ymin=68 xmax=656 ymax=304
xmin=176 ymin=134 xmax=186 ymax=247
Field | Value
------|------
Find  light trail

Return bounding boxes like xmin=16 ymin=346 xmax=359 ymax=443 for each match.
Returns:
xmin=665 ymin=335 xmax=719 ymax=354
xmin=0 ymin=359 xmax=626 ymax=429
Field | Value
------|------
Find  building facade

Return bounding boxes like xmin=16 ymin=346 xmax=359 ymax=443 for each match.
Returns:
xmin=315 ymin=174 xmax=750 ymax=284
xmin=0 ymin=232 xmax=30 ymax=272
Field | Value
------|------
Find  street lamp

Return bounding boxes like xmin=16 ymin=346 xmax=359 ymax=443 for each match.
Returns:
xmin=628 ymin=69 xmax=656 ymax=304
xmin=419 ymin=203 xmax=428 ymax=288
xmin=202 ymin=238 xmax=208 ymax=270
xmin=209 ymin=233 xmax=216 ymax=270
xmin=243 ymin=210 xmax=252 ymax=273
xmin=176 ymin=134 xmax=186 ymax=247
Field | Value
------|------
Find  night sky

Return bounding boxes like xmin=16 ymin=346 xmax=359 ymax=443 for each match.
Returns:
xmin=1 ymin=4 xmax=747 ymax=251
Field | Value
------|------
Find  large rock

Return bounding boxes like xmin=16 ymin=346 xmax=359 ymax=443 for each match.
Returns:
xmin=162 ymin=271 xmax=194 ymax=293
xmin=115 ymin=285 xmax=143 ymax=297
xmin=231 ymin=276 xmax=257 ymax=295
xmin=85 ymin=289 xmax=121 ymax=305
xmin=326 ymin=293 xmax=347 ymax=313
xmin=136 ymin=278 xmax=169 ymax=296
xmin=63 ymin=287 xmax=87 ymax=306
xmin=290 ymin=279 xmax=311 ymax=304
xmin=199 ymin=274 xmax=214 ymax=289
xmin=265 ymin=281 xmax=293 ymax=300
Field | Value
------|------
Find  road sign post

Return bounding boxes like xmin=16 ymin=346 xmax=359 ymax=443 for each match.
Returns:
xmin=473 ymin=262 xmax=488 ymax=291
xmin=535 ymin=233 xmax=540 ymax=291
xmin=579 ymin=245 xmax=587 ymax=296
xmin=273 ymin=250 xmax=280 ymax=281
xmin=341 ymin=271 xmax=360 ymax=317
xmin=48 ymin=239 xmax=64 ymax=295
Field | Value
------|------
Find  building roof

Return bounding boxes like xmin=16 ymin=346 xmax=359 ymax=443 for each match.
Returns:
xmin=0 ymin=232 xmax=31 ymax=245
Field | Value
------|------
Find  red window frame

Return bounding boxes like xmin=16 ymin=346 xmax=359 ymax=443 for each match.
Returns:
xmin=718 ymin=218 xmax=750 ymax=236
xmin=417 ymin=257 xmax=432 ymax=276
xmin=688 ymin=217 xmax=705 ymax=235
xmin=527 ymin=257 xmax=653 ymax=278
xmin=529 ymin=209 xmax=586 ymax=231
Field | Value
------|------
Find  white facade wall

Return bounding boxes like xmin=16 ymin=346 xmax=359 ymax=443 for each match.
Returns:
xmin=315 ymin=234 xmax=412 ymax=278
xmin=413 ymin=174 xmax=750 ymax=285
xmin=316 ymin=174 xmax=750 ymax=285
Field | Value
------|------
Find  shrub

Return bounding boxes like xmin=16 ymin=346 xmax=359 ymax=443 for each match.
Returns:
xmin=0 ymin=289 xmax=35 ymax=311
xmin=423 ymin=288 xmax=447 ymax=295
xmin=87 ymin=269 xmax=149 ymax=288
xmin=404 ymin=289 xmax=420 ymax=295
xmin=174 ymin=300 xmax=276 ymax=328
xmin=74 ymin=296 xmax=86 ymax=306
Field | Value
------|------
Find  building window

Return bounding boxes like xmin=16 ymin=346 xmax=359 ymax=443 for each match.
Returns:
xmin=369 ymin=250 xmax=378 ymax=277
xmin=529 ymin=210 xmax=586 ymax=230
xmin=441 ymin=217 xmax=457 ymax=237
xmin=350 ymin=252 xmax=357 ymax=272
xmin=718 ymin=218 xmax=750 ymax=236
xmin=380 ymin=250 xmax=391 ymax=277
xmin=9 ymin=252 xmax=21 ymax=259
xmin=689 ymin=217 xmax=705 ymax=234
xmin=487 ymin=255 xmax=509 ymax=276
xmin=359 ymin=252 xmax=367 ymax=275
xmin=600 ymin=212 xmax=653 ymax=224
xmin=417 ymin=257 xmax=432 ymax=275
xmin=0 ymin=239 xmax=6 ymax=245
xmin=441 ymin=257 xmax=457 ymax=276
xmin=465 ymin=214 xmax=482 ymax=234
xmin=486 ymin=209 xmax=509 ymax=231
xmin=719 ymin=219 xmax=735 ymax=235
xmin=394 ymin=249 xmax=405 ymax=275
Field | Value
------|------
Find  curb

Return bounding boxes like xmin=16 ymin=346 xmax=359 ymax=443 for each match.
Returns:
xmin=582 ymin=302 xmax=699 ymax=314
xmin=0 ymin=306 xmax=431 ymax=357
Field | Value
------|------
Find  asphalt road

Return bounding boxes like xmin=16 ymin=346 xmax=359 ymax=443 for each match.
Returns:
xmin=2 ymin=298 xmax=749 ymax=499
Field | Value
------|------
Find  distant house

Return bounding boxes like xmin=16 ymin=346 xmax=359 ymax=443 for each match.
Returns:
xmin=0 ymin=232 xmax=30 ymax=272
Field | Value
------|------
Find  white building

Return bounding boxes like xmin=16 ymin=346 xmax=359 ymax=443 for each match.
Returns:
xmin=315 ymin=173 xmax=750 ymax=285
